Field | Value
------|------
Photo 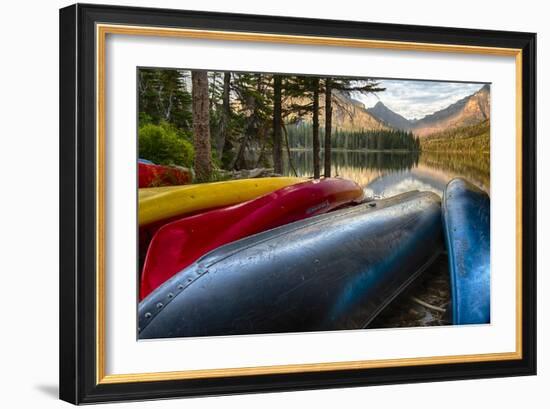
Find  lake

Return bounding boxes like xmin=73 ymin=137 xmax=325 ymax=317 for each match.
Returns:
xmin=283 ymin=150 xmax=490 ymax=198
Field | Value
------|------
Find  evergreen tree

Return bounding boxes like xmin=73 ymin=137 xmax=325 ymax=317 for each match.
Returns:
xmin=231 ymin=73 xmax=273 ymax=170
xmin=324 ymin=78 xmax=333 ymax=177
xmin=138 ymin=68 xmax=192 ymax=131
xmin=272 ymin=75 xmax=283 ymax=174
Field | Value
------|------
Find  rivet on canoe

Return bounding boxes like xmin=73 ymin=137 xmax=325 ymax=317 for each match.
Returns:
xmin=167 ymin=292 xmax=174 ymax=299
xmin=156 ymin=302 xmax=164 ymax=309
xmin=178 ymin=284 xmax=184 ymax=290
xmin=144 ymin=312 xmax=152 ymax=319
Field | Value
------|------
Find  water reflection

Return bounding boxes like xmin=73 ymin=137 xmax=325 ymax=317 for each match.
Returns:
xmin=283 ymin=150 xmax=490 ymax=198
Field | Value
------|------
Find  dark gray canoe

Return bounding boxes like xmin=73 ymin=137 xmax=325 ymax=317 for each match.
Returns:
xmin=138 ymin=191 xmax=443 ymax=339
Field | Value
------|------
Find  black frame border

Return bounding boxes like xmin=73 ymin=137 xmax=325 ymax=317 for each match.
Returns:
xmin=59 ymin=3 xmax=536 ymax=404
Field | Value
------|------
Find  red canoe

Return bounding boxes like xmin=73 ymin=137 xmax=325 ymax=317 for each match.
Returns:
xmin=139 ymin=178 xmax=364 ymax=299
xmin=138 ymin=162 xmax=192 ymax=188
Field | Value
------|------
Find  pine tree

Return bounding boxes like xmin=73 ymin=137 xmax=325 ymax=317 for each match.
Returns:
xmin=138 ymin=68 xmax=192 ymax=131
xmin=312 ymin=78 xmax=321 ymax=179
xmin=324 ymin=78 xmax=333 ymax=177
xmin=272 ymin=75 xmax=283 ymax=174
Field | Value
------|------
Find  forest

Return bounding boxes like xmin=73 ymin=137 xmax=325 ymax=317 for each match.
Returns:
xmin=286 ymin=123 xmax=420 ymax=151
xmin=420 ymin=120 xmax=490 ymax=153
xmin=137 ymin=68 xmax=425 ymax=182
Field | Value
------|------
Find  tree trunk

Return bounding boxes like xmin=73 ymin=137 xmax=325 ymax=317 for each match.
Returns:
xmin=272 ymin=75 xmax=283 ymax=174
xmin=233 ymin=93 xmax=256 ymax=170
xmin=209 ymin=72 xmax=218 ymax=106
xmin=282 ymin=123 xmax=297 ymax=176
xmin=191 ymin=71 xmax=212 ymax=182
xmin=312 ymin=78 xmax=320 ymax=179
xmin=216 ymin=72 xmax=231 ymax=160
xmin=324 ymin=78 xmax=332 ymax=177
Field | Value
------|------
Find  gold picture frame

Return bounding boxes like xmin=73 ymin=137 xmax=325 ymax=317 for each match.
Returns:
xmin=60 ymin=4 xmax=536 ymax=404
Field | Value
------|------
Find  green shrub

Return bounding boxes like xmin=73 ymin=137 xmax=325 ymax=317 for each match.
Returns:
xmin=138 ymin=122 xmax=194 ymax=167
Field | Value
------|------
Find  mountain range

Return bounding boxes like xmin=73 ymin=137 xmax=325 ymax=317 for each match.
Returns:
xmin=290 ymin=83 xmax=490 ymax=139
xmin=288 ymin=90 xmax=390 ymax=132
xmin=366 ymin=84 xmax=490 ymax=137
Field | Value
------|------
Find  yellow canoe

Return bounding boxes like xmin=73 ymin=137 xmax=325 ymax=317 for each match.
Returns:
xmin=139 ymin=177 xmax=306 ymax=226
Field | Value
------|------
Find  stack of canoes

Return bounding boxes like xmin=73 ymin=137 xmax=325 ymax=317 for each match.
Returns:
xmin=138 ymin=177 xmax=310 ymax=266
xmin=139 ymin=177 xmax=365 ymax=299
xmin=137 ymin=161 xmax=491 ymax=338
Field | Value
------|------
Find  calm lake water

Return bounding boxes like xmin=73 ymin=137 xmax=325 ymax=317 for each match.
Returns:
xmin=283 ymin=150 xmax=490 ymax=198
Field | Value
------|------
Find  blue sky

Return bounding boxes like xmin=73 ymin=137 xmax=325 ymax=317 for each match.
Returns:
xmin=352 ymin=80 xmax=487 ymax=121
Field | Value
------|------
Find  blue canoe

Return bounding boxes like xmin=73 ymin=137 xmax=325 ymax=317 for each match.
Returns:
xmin=442 ymin=178 xmax=490 ymax=325
xmin=138 ymin=158 xmax=155 ymax=165
xmin=138 ymin=191 xmax=443 ymax=339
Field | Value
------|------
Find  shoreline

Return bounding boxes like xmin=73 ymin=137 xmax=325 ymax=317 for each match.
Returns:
xmin=288 ymin=148 xmax=419 ymax=154
xmin=286 ymin=148 xmax=488 ymax=154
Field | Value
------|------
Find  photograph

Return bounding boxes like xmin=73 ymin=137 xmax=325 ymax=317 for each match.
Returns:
xmin=56 ymin=3 xmax=536 ymax=403
xmin=136 ymin=68 xmax=491 ymax=339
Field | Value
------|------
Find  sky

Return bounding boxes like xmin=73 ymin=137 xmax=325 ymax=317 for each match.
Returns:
xmin=352 ymin=80 xmax=487 ymax=121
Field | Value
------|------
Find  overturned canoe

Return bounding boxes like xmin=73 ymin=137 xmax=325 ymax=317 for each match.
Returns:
xmin=140 ymin=178 xmax=364 ymax=299
xmin=139 ymin=162 xmax=193 ymax=188
xmin=138 ymin=177 xmax=305 ymax=226
xmin=138 ymin=191 xmax=443 ymax=339
xmin=443 ymin=178 xmax=490 ymax=325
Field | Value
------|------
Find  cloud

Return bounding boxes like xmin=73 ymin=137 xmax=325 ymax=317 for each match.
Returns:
xmin=353 ymin=80 xmax=486 ymax=120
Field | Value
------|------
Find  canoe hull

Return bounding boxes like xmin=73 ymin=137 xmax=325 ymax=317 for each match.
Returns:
xmin=443 ymin=178 xmax=490 ymax=325
xmin=138 ymin=191 xmax=443 ymax=339
xmin=140 ymin=178 xmax=364 ymax=299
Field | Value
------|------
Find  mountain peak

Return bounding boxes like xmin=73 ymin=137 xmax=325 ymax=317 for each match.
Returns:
xmin=367 ymin=101 xmax=411 ymax=131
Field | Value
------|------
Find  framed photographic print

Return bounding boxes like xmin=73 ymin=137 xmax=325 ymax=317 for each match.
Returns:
xmin=59 ymin=3 xmax=536 ymax=404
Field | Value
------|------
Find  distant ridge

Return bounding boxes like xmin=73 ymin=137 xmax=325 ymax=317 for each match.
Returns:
xmin=365 ymin=84 xmax=490 ymax=137
xmin=287 ymin=90 xmax=390 ymax=132
xmin=410 ymin=84 xmax=490 ymax=137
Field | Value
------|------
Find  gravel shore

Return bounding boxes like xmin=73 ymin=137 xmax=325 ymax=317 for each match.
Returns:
xmin=368 ymin=253 xmax=451 ymax=328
